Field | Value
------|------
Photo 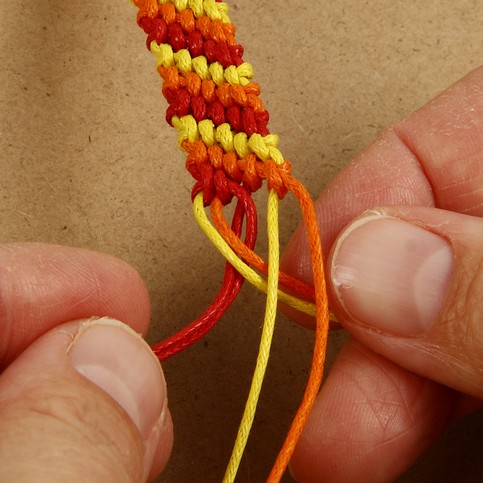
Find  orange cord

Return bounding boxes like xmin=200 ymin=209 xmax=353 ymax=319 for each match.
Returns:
xmin=210 ymin=197 xmax=316 ymax=302
xmin=267 ymin=174 xmax=330 ymax=481
xmin=133 ymin=1 xmax=330 ymax=479
xmin=210 ymin=172 xmax=329 ymax=481
xmin=205 ymin=163 xmax=329 ymax=481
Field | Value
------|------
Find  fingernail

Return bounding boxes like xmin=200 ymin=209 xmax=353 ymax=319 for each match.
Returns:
xmin=288 ymin=462 xmax=299 ymax=482
xmin=68 ymin=318 xmax=168 ymax=472
xmin=331 ymin=215 xmax=453 ymax=335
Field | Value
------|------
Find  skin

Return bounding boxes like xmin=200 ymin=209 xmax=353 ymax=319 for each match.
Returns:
xmin=282 ymin=65 xmax=483 ymax=482
xmin=0 ymin=245 xmax=172 ymax=481
xmin=0 ymin=66 xmax=481 ymax=481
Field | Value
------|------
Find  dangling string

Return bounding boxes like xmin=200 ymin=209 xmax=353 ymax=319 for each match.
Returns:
xmin=194 ymin=189 xmax=316 ymax=317
xmin=222 ymin=189 xmax=280 ymax=482
xmin=210 ymin=197 xmax=317 ymax=302
xmin=268 ymin=175 xmax=329 ymax=481
xmin=152 ymin=186 xmax=257 ymax=360
xmin=131 ymin=1 xmax=331 ymax=480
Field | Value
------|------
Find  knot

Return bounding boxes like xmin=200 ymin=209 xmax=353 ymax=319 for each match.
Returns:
xmin=224 ymin=63 xmax=253 ymax=86
xmin=239 ymin=154 xmax=263 ymax=193
xmin=139 ymin=17 xmax=168 ymax=50
xmin=184 ymin=140 xmax=264 ymax=196
xmin=183 ymin=135 xmax=291 ymax=200
xmin=168 ymin=22 xmax=187 ymax=52
xmin=185 ymin=141 xmax=233 ymax=206
xmin=261 ymin=160 xmax=292 ymax=199
xmin=191 ymin=165 xmax=234 ymax=207
xmin=247 ymin=133 xmax=284 ymax=164
xmin=197 ymin=16 xmax=237 ymax=45
xmin=204 ymin=39 xmax=244 ymax=68
xmin=202 ymin=0 xmax=231 ymax=23
xmin=165 ymin=88 xmax=191 ymax=124
xmin=173 ymin=115 xmax=200 ymax=145
xmin=135 ymin=0 xmax=159 ymax=24
xmin=158 ymin=2 xmax=176 ymax=24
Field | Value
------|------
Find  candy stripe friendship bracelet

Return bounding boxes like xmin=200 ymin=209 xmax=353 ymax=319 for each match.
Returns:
xmin=130 ymin=1 xmax=331 ymax=481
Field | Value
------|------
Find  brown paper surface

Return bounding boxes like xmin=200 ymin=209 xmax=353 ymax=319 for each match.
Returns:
xmin=1 ymin=1 xmax=482 ymax=482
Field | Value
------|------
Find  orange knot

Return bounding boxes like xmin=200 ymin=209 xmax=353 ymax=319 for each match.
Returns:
xmin=183 ymin=140 xmax=291 ymax=203
xmin=184 ymin=141 xmax=261 ymax=194
xmin=135 ymin=0 xmax=159 ymax=23
xmin=258 ymin=160 xmax=292 ymax=199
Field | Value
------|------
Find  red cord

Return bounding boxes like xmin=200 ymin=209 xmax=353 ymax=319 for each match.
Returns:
xmin=152 ymin=174 xmax=257 ymax=360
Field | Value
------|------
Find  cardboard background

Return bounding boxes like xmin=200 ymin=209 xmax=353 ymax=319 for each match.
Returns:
xmin=1 ymin=1 xmax=482 ymax=481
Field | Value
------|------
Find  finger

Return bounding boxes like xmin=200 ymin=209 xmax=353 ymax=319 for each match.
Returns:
xmin=0 ymin=243 xmax=151 ymax=367
xmin=290 ymin=339 xmax=457 ymax=483
xmin=0 ymin=317 xmax=173 ymax=482
xmin=285 ymin=67 xmax=483 ymax=482
xmin=329 ymin=206 xmax=483 ymax=398
xmin=282 ymin=65 xmax=483 ymax=300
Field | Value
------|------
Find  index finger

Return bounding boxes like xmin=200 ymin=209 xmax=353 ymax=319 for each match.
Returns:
xmin=283 ymin=65 xmax=483 ymax=271
xmin=0 ymin=243 xmax=151 ymax=368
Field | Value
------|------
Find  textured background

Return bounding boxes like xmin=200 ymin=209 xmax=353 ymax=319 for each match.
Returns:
xmin=1 ymin=1 xmax=482 ymax=481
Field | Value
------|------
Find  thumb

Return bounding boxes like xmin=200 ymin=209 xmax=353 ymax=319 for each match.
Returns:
xmin=0 ymin=317 xmax=173 ymax=482
xmin=328 ymin=206 xmax=483 ymax=398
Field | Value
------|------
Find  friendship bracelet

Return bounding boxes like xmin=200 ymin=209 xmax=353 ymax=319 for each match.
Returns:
xmin=130 ymin=1 xmax=331 ymax=480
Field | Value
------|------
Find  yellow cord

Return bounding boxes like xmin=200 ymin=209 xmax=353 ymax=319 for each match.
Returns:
xmin=222 ymin=189 xmax=280 ymax=482
xmin=192 ymin=194 xmax=316 ymax=317
xmin=158 ymin=0 xmax=231 ymax=23
xmin=131 ymin=2 xmax=332 ymax=480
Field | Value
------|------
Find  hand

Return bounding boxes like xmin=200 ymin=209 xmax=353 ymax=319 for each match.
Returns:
xmin=282 ymin=66 xmax=483 ymax=482
xmin=0 ymin=243 xmax=173 ymax=482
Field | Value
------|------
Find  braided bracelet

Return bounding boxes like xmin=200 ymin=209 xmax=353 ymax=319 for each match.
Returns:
xmin=131 ymin=1 xmax=331 ymax=481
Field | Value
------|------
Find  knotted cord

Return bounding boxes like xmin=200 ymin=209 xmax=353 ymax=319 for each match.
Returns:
xmin=130 ymin=1 xmax=331 ymax=480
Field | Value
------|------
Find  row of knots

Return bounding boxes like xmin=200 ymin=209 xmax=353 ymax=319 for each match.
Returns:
xmin=151 ymin=44 xmax=253 ymax=86
xmin=140 ymin=17 xmax=243 ymax=67
xmin=137 ymin=0 xmax=289 ymax=203
xmin=165 ymin=88 xmax=269 ymax=135
xmin=160 ymin=67 xmax=269 ymax=135
xmin=185 ymin=140 xmax=291 ymax=205
xmin=135 ymin=0 xmax=228 ymax=25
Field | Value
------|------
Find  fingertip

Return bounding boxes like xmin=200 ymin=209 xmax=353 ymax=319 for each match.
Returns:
xmin=146 ymin=409 xmax=174 ymax=480
xmin=326 ymin=207 xmax=483 ymax=397
xmin=281 ymin=225 xmax=314 ymax=290
xmin=0 ymin=243 xmax=152 ymax=365
xmin=68 ymin=317 xmax=174 ymax=479
xmin=0 ymin=317 xmax=173 ymax=482
xmin=69 ymin=247 xmax=152 ymax=335
xmin=290 ymin=340 xmax=455 ymax=483
xmin=68 ymin=318 xmax=167 ymax=439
